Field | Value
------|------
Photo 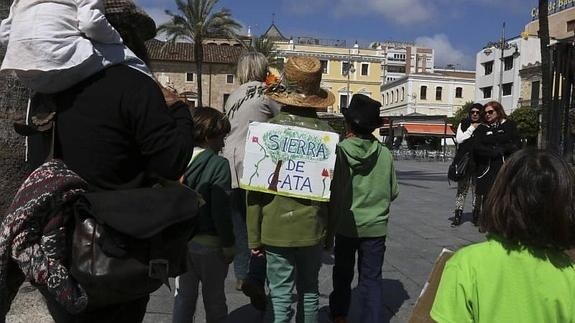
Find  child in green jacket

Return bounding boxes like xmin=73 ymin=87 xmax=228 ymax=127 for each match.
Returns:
xmin=329 ymin=94 xmax=399 ymax=323
xmin=173 ymin=107 xmax=235 ymax=323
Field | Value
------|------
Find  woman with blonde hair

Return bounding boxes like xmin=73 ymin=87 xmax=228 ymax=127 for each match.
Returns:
xmin=222 ymin=51 xmax=280 ymax=310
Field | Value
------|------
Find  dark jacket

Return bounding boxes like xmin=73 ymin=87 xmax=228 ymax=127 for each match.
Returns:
xmin=28 ymin=65 xmax=194 ymax=191
xmin=182 ymin=148 xmax=234 ymax=248
xmin=473 ymin=119 xmax=520 ymax=194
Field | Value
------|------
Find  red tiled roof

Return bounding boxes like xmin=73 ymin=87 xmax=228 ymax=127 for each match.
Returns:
xmin=145 ymin=39 xmax=246 ymax=64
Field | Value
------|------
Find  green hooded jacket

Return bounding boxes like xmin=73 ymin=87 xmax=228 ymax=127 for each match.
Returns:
xmin=330 ymin=135 xmax=399 ymax=238
xmin=246 ymin=110 xmax=335 ymax=248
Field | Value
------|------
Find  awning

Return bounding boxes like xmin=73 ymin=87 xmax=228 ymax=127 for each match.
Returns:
xmin=403 ymin=123 xmax=454 ymax=136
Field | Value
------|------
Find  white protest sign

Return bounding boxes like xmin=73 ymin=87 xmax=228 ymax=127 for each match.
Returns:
xmin=240 ymin=122 xmax=339 ymax=201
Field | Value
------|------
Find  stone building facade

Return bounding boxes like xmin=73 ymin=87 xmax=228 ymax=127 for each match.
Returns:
xmin=145 ymin=39 xmax=245 ymax=111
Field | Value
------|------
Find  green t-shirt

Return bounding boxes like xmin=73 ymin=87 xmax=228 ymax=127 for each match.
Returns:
xmin=431 ymin=237 xmax=575 ymax=323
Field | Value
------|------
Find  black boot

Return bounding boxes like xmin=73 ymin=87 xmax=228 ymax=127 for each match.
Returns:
xmin=451 ymin=210 xmax=463 ymax=227
xmin=472 ymin=208 xmax=480 ymax=226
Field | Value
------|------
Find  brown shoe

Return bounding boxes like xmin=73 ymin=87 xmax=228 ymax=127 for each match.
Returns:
xmin=333 ymin=316 xmax=348 ymax=323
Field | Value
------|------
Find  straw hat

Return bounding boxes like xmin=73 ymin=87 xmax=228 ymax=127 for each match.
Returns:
xmin=104 ymin=0 xmax=157 ymax=41
xmin=266 ymin=56 xmax=335 ymax=109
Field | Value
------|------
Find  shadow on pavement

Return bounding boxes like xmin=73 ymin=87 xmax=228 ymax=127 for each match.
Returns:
xmin=227 ymin=303 xmax=267 ymax=322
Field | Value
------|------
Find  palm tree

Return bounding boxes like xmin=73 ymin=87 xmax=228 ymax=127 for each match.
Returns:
xmin=159 ymin=0 xmax=241 ymax=107
xmin=251 ymin=36 xmax=280 ymax=68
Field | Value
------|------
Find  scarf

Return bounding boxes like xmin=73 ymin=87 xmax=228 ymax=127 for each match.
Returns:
xmin=0 ymin=160 xmax=88 ymax=318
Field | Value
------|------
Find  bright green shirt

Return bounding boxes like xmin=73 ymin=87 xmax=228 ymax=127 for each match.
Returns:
xmin=431 ymin=237 xmax=575 ymax=323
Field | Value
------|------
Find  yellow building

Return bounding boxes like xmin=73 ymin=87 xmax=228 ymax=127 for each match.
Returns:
xmin=264 ymin=24 xmax=385 ymax=113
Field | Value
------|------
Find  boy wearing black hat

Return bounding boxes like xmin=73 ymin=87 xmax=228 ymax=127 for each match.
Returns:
xmin=328 ymin=94 xmax=399 ymax=323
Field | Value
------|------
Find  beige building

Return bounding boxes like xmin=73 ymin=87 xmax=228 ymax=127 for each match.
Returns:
xmin=264 ymin=24 xmax=384 ymax=113
xmin=371 ymin=41 xmax=435 ymax=83
xmin=381 ymin=69 xmax=476 ymax=117
xmin=526 ymin=3 xmax=575 ymax=41
xmin=145 ymin=39 xmax=245 ymax=110
xmin=519 ymin=3 xmax=574 ymax=109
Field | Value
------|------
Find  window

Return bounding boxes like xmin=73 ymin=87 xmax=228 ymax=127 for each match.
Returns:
xmin=383 ymin=95 xmax=386 ymax=105
xmin=386 ymin=65 xmax=406 ymax=73
xmin=186 ymin=72 xmax=194 ymax=82
xmin=455 ymin=87 xmax=463 ymax=98
xmin=342 ymin=62 xmax=351 ymax=75
xmin=530 ymin=81 xmax=540 ymax=107
xmin=223 ymin=94 xmax=230 ymax=106
xmin=504 ymin=56 xmax=514 ymax=71
xmin=320 ymin=60 xmax=328 ymax=74
xmin=395 ymin=89 xmax=399 ymax=103
xmin=361 ymin=63 xmax=369 ymax=76
xmin=420 ymin=86 xmax=427 ymax=100
xmin=386 ymin=93 xmax=389 ymax=105
xmin=435 ymin=87 xmax=443 ymax=101
xmin=502 ymin=83 xmax=512 ymax=96
xmin=401 ymin=87 xmax=405 ymax=101
xmin=482 ymin=86 xmax=492 ymax=99
xmin=567 ymin=20 xmax=575 ymax=33
xmin=340 ymin=94 xmax=349 ymax=109
xmin=226 ymin=74 xmax=234 ymax=84
xmin=483 ymin=61 xmax=493 ymax=75
xmin=391 ymin=91 xmax=395 ymax=103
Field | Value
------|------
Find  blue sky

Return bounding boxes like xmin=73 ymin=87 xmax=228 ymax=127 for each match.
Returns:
xmin=134 ymin=0 xmax=539 ymax=70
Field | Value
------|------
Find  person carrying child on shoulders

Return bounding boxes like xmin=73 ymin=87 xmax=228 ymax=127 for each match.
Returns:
xmin=328 ymin=94 xmax=399 ymax=323
xmin=0 ymin=0 xmax=152 ymax=94
xmin=173 ymin=107 xmax=235 ymax=323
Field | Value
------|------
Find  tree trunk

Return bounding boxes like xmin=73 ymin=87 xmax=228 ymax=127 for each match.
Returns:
xmin=194 ymin=40 xmax=204 ymax=108
xmin=539 ymin=0 xmax=552 ymax=150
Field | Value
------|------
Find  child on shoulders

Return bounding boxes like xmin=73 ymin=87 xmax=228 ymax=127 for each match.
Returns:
xmin=0 ymin=0 xmax=152 ymax=94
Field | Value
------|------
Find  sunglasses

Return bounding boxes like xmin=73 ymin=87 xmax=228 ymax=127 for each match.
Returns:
xmin=470 ymin=110 xmax=480 ymax=115
xmin=485 ymin=110 xmax=496 ymax=115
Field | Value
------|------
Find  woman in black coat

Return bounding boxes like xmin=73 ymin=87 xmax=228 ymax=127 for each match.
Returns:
xmin=451 ymin=103 xmax=483 ymax=227
xmin=473 ymin=101 xmax=520 ymax=224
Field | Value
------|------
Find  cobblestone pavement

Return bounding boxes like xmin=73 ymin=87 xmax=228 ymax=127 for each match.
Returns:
xmin=7 ymin=160 xmax=485 ymax=323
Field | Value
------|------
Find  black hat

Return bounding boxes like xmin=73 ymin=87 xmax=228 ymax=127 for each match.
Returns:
xmin=341 ymin=94 xmax=382 ymax=130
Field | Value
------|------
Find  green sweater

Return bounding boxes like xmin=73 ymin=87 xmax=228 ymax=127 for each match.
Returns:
xmin=247 ymin=109 xmax=334 ymax=248
xmin=330 ymin=135 xmax=399 ymax=238
xmin=183 ymin=148 xmax=234 ymax=248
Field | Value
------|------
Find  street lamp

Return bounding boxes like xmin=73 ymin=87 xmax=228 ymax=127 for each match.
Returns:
xmin=343 ymin=47 xmax=355 ymax=108
xmin=483 ymin=22 xmax=519 ymax=102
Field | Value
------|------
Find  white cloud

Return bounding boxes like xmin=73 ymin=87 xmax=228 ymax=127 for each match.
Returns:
xmin=333 ymin=0 xmax=435 ymax=24
xmin=415 ymin=34 xmax=475 ymax=69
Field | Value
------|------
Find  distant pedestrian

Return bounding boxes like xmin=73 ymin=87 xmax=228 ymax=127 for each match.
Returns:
xmin=451 ymin=103 xmax=483 ymax=226
xmin=173 ymin=107 xmax=235 ymax=323
xmin=328 ymin=94 xmax=399 ymax=323
xmin=247 ymin=56 xmax=335 ymax=322
xmin=432 ymin=149 xmax=575 ymax=323
xmin=0 ymin=0 xmax=152 ymax=94
xmin=473 ymin=101 xmax=520 ymax=222
xmin=222 ymin=52 xmax=280 ymax=310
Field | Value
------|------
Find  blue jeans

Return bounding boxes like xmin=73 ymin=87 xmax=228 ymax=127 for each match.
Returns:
xmin=266 ymin=245 xmax=322 ymax=323
xmin=329 ymin=235 xmax=387 ymax=322
xmin=230 ymin=189 xmax=250 ymax=280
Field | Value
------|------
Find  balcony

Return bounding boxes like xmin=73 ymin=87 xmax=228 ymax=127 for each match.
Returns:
xmin=295 ymin=37 xmax=347 ymax=48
